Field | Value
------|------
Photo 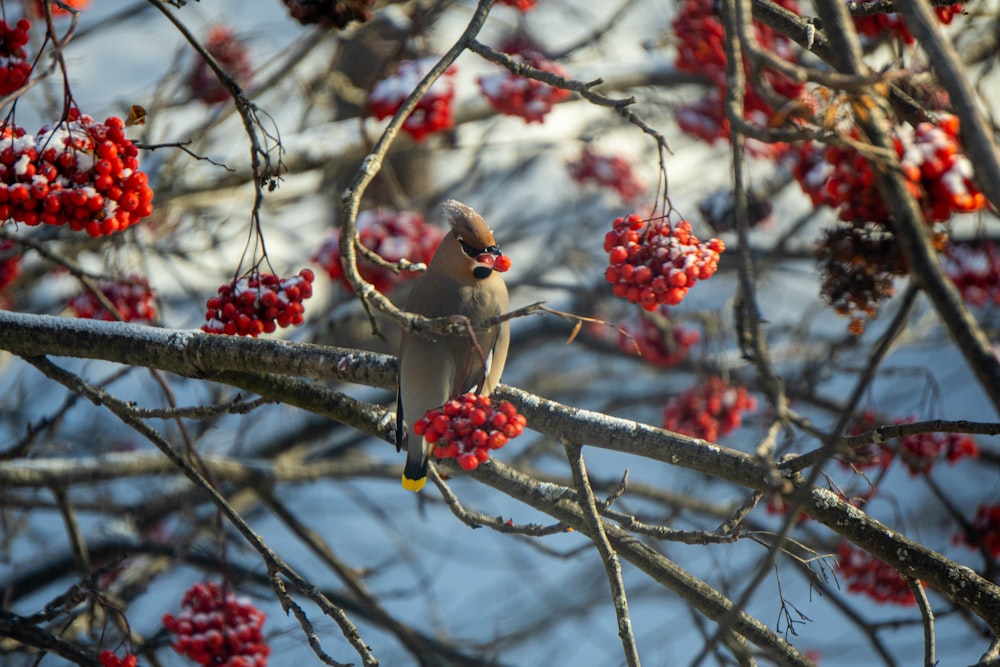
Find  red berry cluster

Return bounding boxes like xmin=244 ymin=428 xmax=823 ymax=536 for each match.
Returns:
xmin=894 ymin=114 xmax=982 ymax=220
xmin=954 ymin=503 xmax=1000 ymax=558
xmin=764 ymin=496 xmax=810 ymax=523
xmin=369 ymin=59 xmax=457 ymax=142
xmin=203 ymin=269 xmax=315 ymax=337
xmin=852 ymin=6 xmax=915 ymax=44
xmin=0 ymin=19 xmax=32 ymax=97
xmin=793 ymin=115 xmax=984 ymax=225
xmin=840 ymin=411 xmax=892 ymax=470
xmin=566 ymin=147 xmax=646 ymax=203
xmin=839 ymin=412 xmax=980 ymax=475
xmin=497 ymin=0 xmax=536 ymax=10
xmin=33 ymin=0 xmax=90 ymax=16
xmin=98 ymin=650 xmax=137 ymax=667
xmin=674 ymin=0 xmax=801 ymax=96
xmin=662 ymin=376 xmax=756 ymax=442
xmin=935 ymin=4 xmax=963 ymax=23
xmin=413 ymin=392 xmax=527 ymax=472
xmin=477 ymin=44 xmax=571 ymax=123
xmin=0 ymin=237 xmax=22 ymax=292
xmin=941 ymin=240 xmax=1000 ymax=308
xmin=674 ymin=93 xmax=728 ymax=148
xmin=604 ymin=214 xmax=724 ymax=311
xmin=0 ymin=111 xmax=154 ymax=237
xmin=676 ymin=91 xmax=800 ymax=160
xmin=162 ymin=581 xmax=269 ymax=667
xmin=313 ymin=209 xmax=444 ymax=294
xmin=836 ymin=540 xmax=915 ymax=605
xmin=895 ymin=422 xmax=979 ymax=476
xmin=801 ymin=115 xmax=984 ymax=333
xmin=188 ymin=25 xmax=252 ymax=105
xmin=281 ymin=0 xmax=374 ymax=28
xmin=672 ymin=0 xmax=804 ymax=157
xmin=67 ymin=275 xmax=158 ymax=323
xmin=852 ymin=2 xmax=961 ymax=44
xmin=617 ymin=311 xmax=699 ymax=368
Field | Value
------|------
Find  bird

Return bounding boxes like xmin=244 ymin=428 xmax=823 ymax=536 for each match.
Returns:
xmin=396 ymin=200 xmax=510 ymax=492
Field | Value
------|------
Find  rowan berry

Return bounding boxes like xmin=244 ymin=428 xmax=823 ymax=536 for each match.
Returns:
xmin=416 ymin=393 xmax=526 ymax=471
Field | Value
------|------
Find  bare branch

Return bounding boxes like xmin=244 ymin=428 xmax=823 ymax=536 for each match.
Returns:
xmin=564 ymin=442 xmax=641 ymax=667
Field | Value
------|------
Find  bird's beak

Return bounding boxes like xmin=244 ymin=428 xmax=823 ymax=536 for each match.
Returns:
xmin=475 ymin=252 xmax=498 ymax=269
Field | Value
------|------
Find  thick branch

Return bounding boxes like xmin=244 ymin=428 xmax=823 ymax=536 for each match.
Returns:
xmin=0 ymin=310 xmax=396 ymax=388
xmin=3 ymin=310 xmax=999 ymax=631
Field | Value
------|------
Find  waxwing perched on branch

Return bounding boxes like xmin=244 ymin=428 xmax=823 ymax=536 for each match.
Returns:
xmin=396 ymin=200 xmax=510 ymax=492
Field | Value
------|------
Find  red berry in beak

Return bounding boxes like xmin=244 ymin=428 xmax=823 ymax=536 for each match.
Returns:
xmin=494 ymin=254 xmax=512 ymax=272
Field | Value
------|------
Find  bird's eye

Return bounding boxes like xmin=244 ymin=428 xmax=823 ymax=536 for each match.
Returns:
xmin=459 ymin=239 xmax=500 ymax=258
xmin=458 ymin=239 xmax=480 ymax=258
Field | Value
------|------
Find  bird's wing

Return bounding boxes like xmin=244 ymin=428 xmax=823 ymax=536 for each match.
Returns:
xmin=483 ymin=319 xmax=510 ymax=395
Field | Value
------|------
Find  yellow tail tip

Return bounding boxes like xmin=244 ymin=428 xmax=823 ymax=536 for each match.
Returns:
xmin=401 ymin=474 xmax=427 ymax=492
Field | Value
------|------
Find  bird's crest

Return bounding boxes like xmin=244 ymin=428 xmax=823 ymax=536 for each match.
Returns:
xmin=442 ymin=199 xmax=497 ymax=251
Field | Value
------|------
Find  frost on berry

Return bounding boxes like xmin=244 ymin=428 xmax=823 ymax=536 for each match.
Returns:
xmin=604 ymin=214 xmax=724 ymax=310
xmin=313 ymin=209 xmax=444 ymax=294
xmin=369 ymin=59 xmax=457 ymax=142
xmin=616 ymin=309 xmax=699 ymax=368
xmin=477 ymin=40 xmax=571 ymax=123
xmin=413 ymin=393 xmax=527 ymax=472
xmin=672 ymin=0 xmax=805 ymax=157
xmin=188 ymin=25 xmax=253 ymax=105
xmin=836 ymin=540 xmax=916 ymax=606
xmin=566 ymin=147 xmax=646 ymax=203
xmin=0 ymin=18 xmax=32 ymax=97
xmin=67 ymin=275 xmax=158 ymax=323
xmin=942 ymin=240 xmax=1000 ymax=308
xmin=792 ymin=115 xmax=984 ymax=229
xmin=662 ymin=376 xmax=756 ymax=443
xmin=282 ymin=0 xmax=374 ymax=28
xmin=98 ymin=650 xmax=138 ymax=667
xmin=162 ymin=581 xmax=270 ymax=667
xmin=203 ymin=268 xmax=315 ymax=337
xmin=0 ymin=110 xmax=155 ymax=237
xmin=954 ymin=503 xmax=1000 ymax=558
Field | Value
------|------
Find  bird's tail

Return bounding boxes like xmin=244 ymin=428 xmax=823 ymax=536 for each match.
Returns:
xmin=401 ymin=444 xmax=428 ymax=492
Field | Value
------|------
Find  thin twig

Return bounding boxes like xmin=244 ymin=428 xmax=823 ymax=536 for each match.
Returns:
xmin=23 ymin=356 xmax=379 ymax=667
xmin=467 ymin=39 xmax=670 ymax=153
xmin=906 ymin=576 xmax=936 ymax=667
xmin=429 ymin=466 xmax=569 ymax=536
xmin=564 ymin=442 xmax=642 ymax=667
xmin=337 ymin=0 xmax=496 ymax=330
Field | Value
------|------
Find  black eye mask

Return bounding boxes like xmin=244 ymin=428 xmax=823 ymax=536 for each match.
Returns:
xmin=459 ymin=238 xmax=502 ymax=279
xmin=459 ymin=239 xmax=500 ymax=259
